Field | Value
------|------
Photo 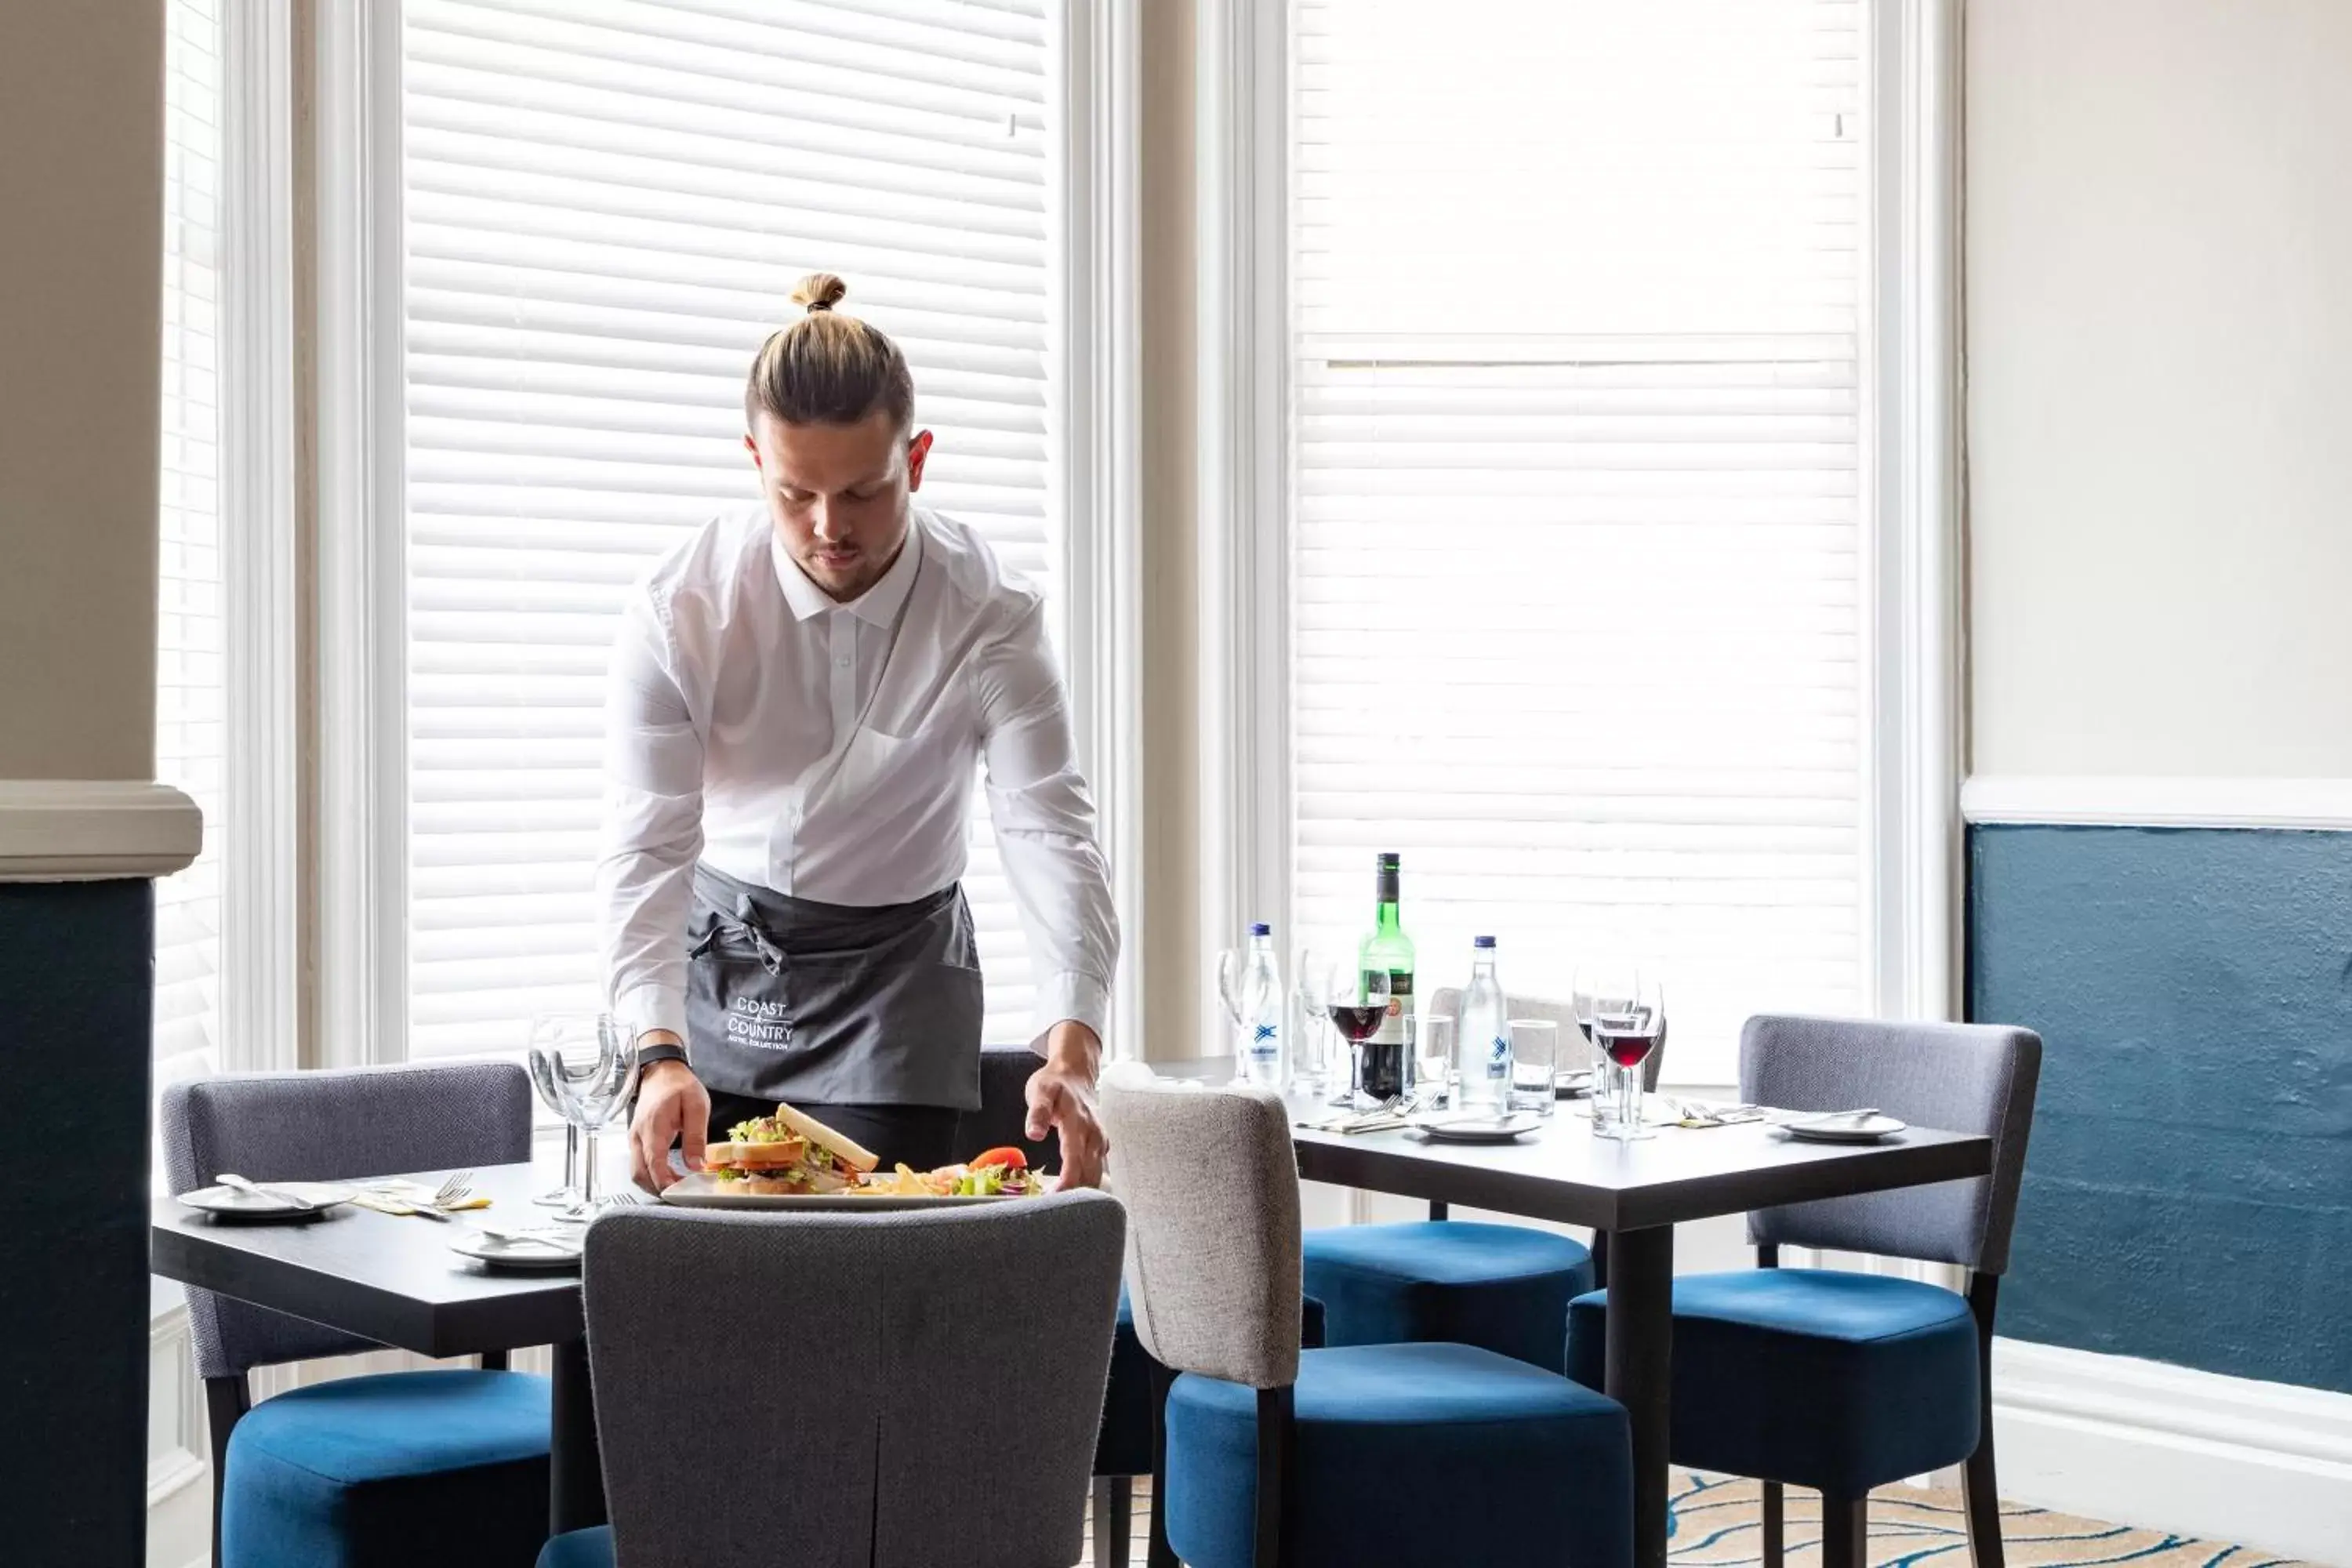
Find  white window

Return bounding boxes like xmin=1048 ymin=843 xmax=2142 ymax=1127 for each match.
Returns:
xmin=395 ymin=0 xmax=1074 ymax=1061
xmin=1283 ymin=0 xmax=1887 ymax=1083
xmin=156 ymin=0 xmax=227 ymax=1096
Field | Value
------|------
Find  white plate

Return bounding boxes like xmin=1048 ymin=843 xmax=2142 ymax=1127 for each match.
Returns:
xmin=1783 ymin=1113 xmax=1908 ymax=1143
xmin=1406 ymin=1111 xmax=1544 ymax=1144
xmin=178 ymin=1182 xmax=352 ymax=1220
xmin=658 ymin=1171 xmax=1027 ymax=1210
xmin=448 ymin=1230 xmax=583 ymax=1272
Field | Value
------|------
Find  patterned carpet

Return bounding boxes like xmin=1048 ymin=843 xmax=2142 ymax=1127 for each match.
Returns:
xmin=1080 ymin=1472 xmax=2328 ymax=1566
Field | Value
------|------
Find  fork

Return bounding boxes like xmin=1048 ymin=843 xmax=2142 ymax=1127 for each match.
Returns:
xmin=397 ymin=1171 xmax=474 ymax=1223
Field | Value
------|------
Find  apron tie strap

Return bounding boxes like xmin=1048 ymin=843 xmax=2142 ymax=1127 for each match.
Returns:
xmin=687 ymin=898 xmax=788 ymax=976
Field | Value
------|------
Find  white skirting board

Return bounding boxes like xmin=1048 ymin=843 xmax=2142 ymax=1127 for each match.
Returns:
xmin=1992 ymin=1336 xmax=2352 ymax=1564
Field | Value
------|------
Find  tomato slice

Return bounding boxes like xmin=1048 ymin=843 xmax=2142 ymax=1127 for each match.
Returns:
xmin=967 ymin=1145 xmax=1027 ymax=1171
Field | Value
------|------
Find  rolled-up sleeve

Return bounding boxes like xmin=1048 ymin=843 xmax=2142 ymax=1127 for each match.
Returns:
xmin=973 ymin=594 xmax=1120 ymax=1049
xmin=595 ymin=588 xmax=705 ymax=1040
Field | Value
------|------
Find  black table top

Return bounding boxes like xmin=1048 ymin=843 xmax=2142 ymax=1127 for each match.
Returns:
xmin=151 ymin=1163 xmax=587 ymax=1359
xmin=1287 ymin=1098 xmax=1992 ymax=1230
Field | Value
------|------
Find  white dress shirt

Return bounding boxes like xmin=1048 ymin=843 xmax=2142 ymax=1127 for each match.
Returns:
xmin=597 ymin=503 xmax=1117 ymax=1048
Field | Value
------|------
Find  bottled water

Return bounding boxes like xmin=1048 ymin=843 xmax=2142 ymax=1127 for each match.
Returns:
xmin=1225 ymin=922 xmax=1287 ymax=1089
xmin=1454 ymin=936 xmax=1512 ymax=1112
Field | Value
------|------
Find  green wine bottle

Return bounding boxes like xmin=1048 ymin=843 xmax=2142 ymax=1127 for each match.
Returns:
xmin=1356 ymin=851 xmax=1416 ymax=1100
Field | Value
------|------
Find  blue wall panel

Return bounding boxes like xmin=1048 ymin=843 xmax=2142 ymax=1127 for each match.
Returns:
xmin=0 ymin=879 xmax=155 ymax=1566
xmin=1969 ymin=823 xmax=2352 ymax=1394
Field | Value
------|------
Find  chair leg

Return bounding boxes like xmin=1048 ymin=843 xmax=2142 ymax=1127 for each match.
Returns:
xmin=204 ymin=1374 xmax=252 ymax=1568
xmin=1965 ymin=1274 xmax=2006 ymax=1568
xmin=1759 ymin=1480 xmax=1784 ymax=1568
xmin=1818 ymin=1492 xmax=1867 ymax=1568
xmin=1093 ymin=1476 xmax=1133 ymax=1568
xmin=1254 ymin=1385 xmax=1295 ymax=1568
xmin=1148 ymin=1360 xmax=1178 ymax=1568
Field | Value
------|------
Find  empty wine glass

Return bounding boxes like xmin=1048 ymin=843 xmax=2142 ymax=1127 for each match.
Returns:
xmin=1292 ymin=946 xmax=1338 ymax=1100
xmin=528 ymin=1013 xmax=641 ymax=1218
xmin=525 ymin=1012 xmax=595 ymax=1207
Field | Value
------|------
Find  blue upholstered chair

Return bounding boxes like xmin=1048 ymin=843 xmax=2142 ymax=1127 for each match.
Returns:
xmin=536 ymin=1192 xmax=1126 ymax=1567
xmin=160 ymin=1064 xmax=551 ymax=1568
xmin=1300 ymin=989 xmax=1662 ymax=1370
xmin=1565 ymin=1016 xmax=2042 ymax=1568
xmin=1102 ymin=1077 xmax=1633 ymax=1568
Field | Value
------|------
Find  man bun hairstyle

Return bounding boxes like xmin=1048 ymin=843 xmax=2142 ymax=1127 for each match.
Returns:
xmin=744 ymin=272 xmax=914 ymax=432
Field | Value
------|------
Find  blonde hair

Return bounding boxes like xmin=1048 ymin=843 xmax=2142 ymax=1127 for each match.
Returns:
xmin=743 ymin=273 xmax=915 ymax=432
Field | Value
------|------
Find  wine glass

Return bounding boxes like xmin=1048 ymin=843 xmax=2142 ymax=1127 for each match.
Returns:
xmin=1588 ymin=972 xmax=1665 ymax=1142
xmin=524 ymin=1012 xmax=597 ymax=1207
xmin=1570 ymin=964 xmax=1622 ymax=1127
xmin=1292 ymin=946 xmax=1338 ymax=1100
xmin=1330 ymin=967 xmax=1395 ymax=1109
xmin=528 ymin=1013 xmax=641 ymax=1218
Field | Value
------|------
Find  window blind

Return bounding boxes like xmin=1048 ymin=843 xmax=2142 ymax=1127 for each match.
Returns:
xmin=1289 ymin=0 xmax=1868 ymax=1083
xmin=156 ymin=0 xmax=227 ymax=1095
xmin=401 ymin=0 xmax=1061 ymax=1061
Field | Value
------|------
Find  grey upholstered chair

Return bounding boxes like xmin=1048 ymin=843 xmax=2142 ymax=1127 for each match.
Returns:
xmin=1566 ymin=1016 xmax=2044 ymax=1568
xmin=539 ymin=1192 xmax=1127 ymax=1568
xmin=1103 ymin=1078 xmax=1633 ymax=1568
xmin=160 ymin=1062 xmax=548 ymax=1568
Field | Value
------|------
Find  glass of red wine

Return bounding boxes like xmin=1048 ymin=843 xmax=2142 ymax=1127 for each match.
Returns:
xmin=1319 ymin=964 xmax=1393 ymax=1109
xmin=1588 ymin=971 xmax=1665 ymax=1142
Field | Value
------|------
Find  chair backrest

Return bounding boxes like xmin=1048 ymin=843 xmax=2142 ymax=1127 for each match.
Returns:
xmin=1428 ymin=986 xmax=1667 ymax=1091
xmin=160 ymin=1062 xmax=535 ymax=1378
xmin=583 ymin=1193 xmax=1125 ymax=1568
xmin=1740 ymin=1015 xmax=2043 ymax=1274
xmin=953 ymin=1044 xmax=1061 ymax=1169
xmin=1097 ymin=1079 xmax=1301 ymax=1389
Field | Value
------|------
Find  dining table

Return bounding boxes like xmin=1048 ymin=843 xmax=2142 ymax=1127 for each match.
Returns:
xmin=154 ymin=1086 xmax=1994 ymax=1568
xmin=1279 ymin=1086 xmax=1993 ymax=1568
xmin=150 ymin=1160 xmax=615 ymax=1535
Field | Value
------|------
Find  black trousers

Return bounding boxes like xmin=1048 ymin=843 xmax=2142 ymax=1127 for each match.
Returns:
xmin=705 ymin=1089 xmax=963 ymax=1171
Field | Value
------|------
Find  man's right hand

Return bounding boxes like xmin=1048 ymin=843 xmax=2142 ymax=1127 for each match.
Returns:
xmin=630 ymin=1055 xmax=710 ymax=1192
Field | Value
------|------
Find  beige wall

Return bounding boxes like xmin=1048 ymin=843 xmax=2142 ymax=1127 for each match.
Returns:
xmin=0 ymin=1 xmax=163 ymax=781
xmin=1966 ymin=0 xmax=2352 ymax=777
xmin=1138 ymin=0 xmax=1203 ymax=1060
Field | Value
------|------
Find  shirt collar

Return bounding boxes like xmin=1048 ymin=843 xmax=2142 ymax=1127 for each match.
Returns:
xmin=770 ymin=512 xmax=924 ymax=627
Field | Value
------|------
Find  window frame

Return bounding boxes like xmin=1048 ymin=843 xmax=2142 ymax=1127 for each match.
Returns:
xmin=313 ymin=0 xmax=1145 ymax=1069
xmin=1199 ymin=0 xmax=1964 ymax=1083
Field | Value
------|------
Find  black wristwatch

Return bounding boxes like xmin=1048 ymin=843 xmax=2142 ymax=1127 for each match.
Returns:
xmin=635 ymin=1040 xmax=690 ymax=1073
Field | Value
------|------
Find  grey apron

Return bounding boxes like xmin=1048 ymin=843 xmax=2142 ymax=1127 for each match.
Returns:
xmin=683 ymin=861 xmax=987 ymax=1111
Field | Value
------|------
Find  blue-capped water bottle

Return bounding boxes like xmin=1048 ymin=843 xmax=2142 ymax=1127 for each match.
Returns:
xmin=1218 ymin=922 xmax=1287 ymax=1089
xmin=1454 ymin=936 xmax=1512 ymax=1112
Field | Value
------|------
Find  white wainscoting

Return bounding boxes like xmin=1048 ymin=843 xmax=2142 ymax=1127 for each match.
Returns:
xmin=147 ymin=1302 xmax=210 ymax=1568
xmin=1992 ymin=1337 xmax=2352 ymax=1564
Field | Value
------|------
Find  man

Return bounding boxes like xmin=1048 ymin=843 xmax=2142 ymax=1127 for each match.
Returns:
xmin=601 ymin=271 xmax=1115 ymax=1191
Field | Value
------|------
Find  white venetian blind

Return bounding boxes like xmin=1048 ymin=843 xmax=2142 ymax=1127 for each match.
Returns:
xmin=1290 ymin=0 xmax=1869 ymax=1083
xmin=401 ymin=0 xmax=1061 ymax=1060
xmin=155 ymin=0 xmax=227 ymax=1095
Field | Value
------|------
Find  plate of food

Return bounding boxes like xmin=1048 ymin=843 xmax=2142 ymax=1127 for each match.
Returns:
xmin=659 ymin=1102 xmax=1053 ymax=1210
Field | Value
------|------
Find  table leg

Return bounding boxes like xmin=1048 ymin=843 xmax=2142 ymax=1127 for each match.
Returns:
xmin=550 ymin=1337 xmax=607 ymax=1535
xmin=1603 ymin=1225 xmax=1675 ymax=1568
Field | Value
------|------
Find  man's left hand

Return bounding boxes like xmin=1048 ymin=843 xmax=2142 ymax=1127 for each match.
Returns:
xmin=1025 ymin=1021 xmax=1107 ymax=1189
